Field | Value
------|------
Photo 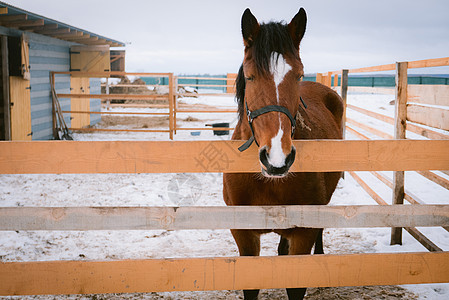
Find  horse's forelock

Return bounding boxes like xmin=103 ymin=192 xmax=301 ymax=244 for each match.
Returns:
xmin=236 ymin=21 xmax=298 ymax=121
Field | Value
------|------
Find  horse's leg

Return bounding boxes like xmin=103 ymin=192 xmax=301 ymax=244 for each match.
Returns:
xmin=285 ymin=228 xmax=320 ymax=300
xmin=278 ymin=236 xmax=289 ymax=255
xmin=231 ymin=229 xmax=261 ymax=300
xmin=313 ymin=228 xmax=324 ymax=254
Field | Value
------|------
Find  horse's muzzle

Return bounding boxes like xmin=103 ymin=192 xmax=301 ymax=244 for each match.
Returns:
xmin=259 ymin=146 xmax=296 ymax=178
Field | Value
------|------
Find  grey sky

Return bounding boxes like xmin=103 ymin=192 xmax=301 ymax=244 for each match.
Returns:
xmin=7 ymin=0 xmax=449 ymax=74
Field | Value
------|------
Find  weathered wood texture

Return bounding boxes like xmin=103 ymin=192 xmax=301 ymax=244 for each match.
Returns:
xmin=0 ymin=205 xmax=447 ymax=231
xmin=391 ymin=62 xmax=408 ymax=245
xmin=346 ymin=118 xmax=393 ymax=139
xmin=408 ymin=85 xmax=449 ymax=106
xmin=1 ymin=252 xmax=448 ymax=296
xmin=406 ymin=104 xmax=449 ymax=131
xmin=0 ymin=140 xmax=448 ymax=174
xmin=347 ymin=104 xmax=448 ymax=140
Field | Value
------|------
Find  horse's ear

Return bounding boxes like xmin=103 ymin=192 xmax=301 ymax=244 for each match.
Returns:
xmin=241 ymin=8 xmax=260 ymax=47
xmin=288 ymin=8 xmax=307 ymax=49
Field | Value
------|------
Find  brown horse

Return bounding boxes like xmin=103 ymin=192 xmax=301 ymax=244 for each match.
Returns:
xmin=223 ymin=8 xmax=344 ymax=300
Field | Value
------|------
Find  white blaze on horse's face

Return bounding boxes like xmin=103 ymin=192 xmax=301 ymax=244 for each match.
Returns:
xmin=270 ymin=53 xmax=292 ymax=104
xmin=265 ymin=53 xmax=293 ymax=172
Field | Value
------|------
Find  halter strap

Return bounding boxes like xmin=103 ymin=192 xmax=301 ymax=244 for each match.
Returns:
xmin=238 ymin=97 xmax=306 ymax=152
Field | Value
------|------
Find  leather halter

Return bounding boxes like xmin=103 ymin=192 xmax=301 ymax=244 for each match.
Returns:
xmin=238 ymin=97 xmax=307 ymax=152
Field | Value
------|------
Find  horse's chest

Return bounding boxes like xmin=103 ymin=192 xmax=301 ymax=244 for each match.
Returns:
xmin=249 ymin=177 xmax=325 ymax=205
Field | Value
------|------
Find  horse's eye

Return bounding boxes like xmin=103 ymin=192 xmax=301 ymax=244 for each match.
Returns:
xmin=246 ymin=76 xmax=255 ymax=82
xmin=297 ymin=75 xmax=304 ymax=82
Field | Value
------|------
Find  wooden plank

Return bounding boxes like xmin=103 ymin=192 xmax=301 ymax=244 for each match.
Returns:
xmin=346 ymin=118 xmax=393 ymax=139
xmin=1 ymin=252 xmax=448 ymax=296
xmin=168 ymin=73 xmax=174 ymax=140
xmin=0 ymin=140 xmax=448 ymax=174
xmin=408 ymin=57 xmax=449 ymax=69
xmin=70 ymin=77 xmax=90 ymax=128
xmin=9 ymin=76 xmax=31 ymax=140
xmin=347 ymin=104 xmax=394 ymax=124
xmin=63 ymin=111 xmax=169 ymax=116
xmin=408 ymin=85 xmax=449 ymax=106
xmin=59 ymin=93 xmax=168 ymax=100
xmin=0 ymin=205 xmax=447 ymax=231
xmin=407 ymin=104 xmax=449 ymax=131
xmin=53 ymin=71 xmax=171 ymax=77
xmin=348 ymin=172 xmax=388 ymax=205
xmin=349 ymin=63 xmax=396 ymax=74
xmin=405 ymin=228 xmax=443 ymax=252
xmin=416 ymin=170 xmax=449 ymax=190
xmin=227 ymin=73 xmax=237 ymax=93
xmin=349 ymin=171 xmax=443 ymax=251
xmin=69 ymin=128 xmax=170 ymax=133
xmin=391 ymin=62 xmax=408 ymax=245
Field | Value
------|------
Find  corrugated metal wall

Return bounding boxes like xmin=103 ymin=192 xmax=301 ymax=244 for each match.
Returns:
xmin=28 ymin=33 xmax=72 ymax=140
xmin=0 ymin=26 xmax=102 ymax=140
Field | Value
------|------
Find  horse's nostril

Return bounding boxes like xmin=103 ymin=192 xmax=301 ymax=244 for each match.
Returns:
xmin=285 ymin=147 xmax=296 ymax=169
xmin=259 ymin=146 xmax=296 ymax=177
xmin=259 ymin=147 xmax=270 ymax=169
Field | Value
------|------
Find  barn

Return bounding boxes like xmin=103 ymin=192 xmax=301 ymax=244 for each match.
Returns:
xmin=0 ymin=1 xmax=125 ymax=141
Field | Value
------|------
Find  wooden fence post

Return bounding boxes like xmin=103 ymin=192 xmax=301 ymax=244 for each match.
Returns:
xmin=391 ymin=61 xmax=408 ymax=245
xmin=316 ymin=73 xmax=323 ymax=84
xmin=340 ymin=69 xmax=349 ymax=179
xmin=1 ymin=35 xmax=11 ymax=141
xmin=168 ymin=73 xmax=174 ymax=140
xmin=326 ymin=72 xmax=332 ymax=87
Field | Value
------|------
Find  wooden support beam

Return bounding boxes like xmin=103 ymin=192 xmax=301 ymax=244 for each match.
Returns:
xmin=391 ymin=61 xmax=408 ymax=246
xmin=0 ymin=140 xmax=448 ymax=174
xmin=2 ymin=18 xmax=43 ymax=28
xmin=64 ymin=34 xmax=91 ymax=41
xmin=51 ymin=30 xmax=83 ymax=38
xmin=0 ymin=14 xmax=27 ymax=22
xmin=0 ymin=8 xmax=7 ymax=14
xmin=0 ymin=205 xmax=447 ymax=231
xmin=1 ymin=252 xmax=448 ymax=296
xmin=36 ymin=27 xmax=69 ymax=35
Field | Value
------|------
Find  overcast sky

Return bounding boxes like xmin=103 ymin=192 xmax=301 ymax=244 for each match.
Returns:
xmin=7 ymin=0 xmax=449 ymax=74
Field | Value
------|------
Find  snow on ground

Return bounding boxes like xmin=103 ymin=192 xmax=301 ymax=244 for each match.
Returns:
xmin=0 ymin=90 xmax=448 ymax=299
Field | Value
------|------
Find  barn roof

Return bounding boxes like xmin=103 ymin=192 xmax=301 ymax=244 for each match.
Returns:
xmin=0 ymin=2 xmax=125 ymax=47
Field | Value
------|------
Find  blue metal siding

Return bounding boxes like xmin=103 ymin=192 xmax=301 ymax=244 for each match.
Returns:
xmin=29 ymin=35 xmax=72 ymax=140
xmin=89 ymin=79 xmax=101 ymax=125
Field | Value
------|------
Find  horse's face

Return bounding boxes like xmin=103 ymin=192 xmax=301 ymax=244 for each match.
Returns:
xmin=240 ymin=8 xmax=307 ymax=178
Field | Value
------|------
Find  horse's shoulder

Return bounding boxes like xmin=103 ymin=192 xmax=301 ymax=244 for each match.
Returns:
xmin=298 ymin=81 xmax=343 ymax=120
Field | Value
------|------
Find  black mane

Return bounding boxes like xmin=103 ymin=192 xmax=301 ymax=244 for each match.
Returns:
xmin=235 ymin=22 xmax=298 ymax=120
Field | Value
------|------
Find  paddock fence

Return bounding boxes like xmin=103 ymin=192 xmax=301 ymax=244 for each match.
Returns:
xmin=51 ymin=72 xmax=239 ymax=139
xmin=0 ymin=138 xmax=448 ymax=296
xmin=1 ymin=57 xmax=448 ymax=296
xmin=317 ymin=57 xmax=449 ymax=250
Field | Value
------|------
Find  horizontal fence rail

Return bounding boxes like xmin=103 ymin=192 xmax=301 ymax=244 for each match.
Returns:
xmin=0 ymin=205 xmax=447 ymax=231
xmin=0 ymin=140 xmax=448 ymax=174
xmin=1 ymin=252 xmax=448 ymax=296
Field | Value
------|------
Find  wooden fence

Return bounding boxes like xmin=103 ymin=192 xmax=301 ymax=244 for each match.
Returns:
xmin=1 ymin=57 xmax=448 ymax=296
xmin=0 ymin=138 xmax=448 ymax=296
xmin=322 ymin=57 xmax=449 ymax=249
xmin=52 ymin=72 xmax=239 ymax=139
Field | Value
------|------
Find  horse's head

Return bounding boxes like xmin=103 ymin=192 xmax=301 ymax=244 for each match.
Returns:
xmin=237 ymin=8 xmax=307 ymax=178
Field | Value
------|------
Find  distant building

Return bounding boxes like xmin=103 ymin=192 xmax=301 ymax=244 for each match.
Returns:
xmin=0 ymin=1 xmax=125 ymax=140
